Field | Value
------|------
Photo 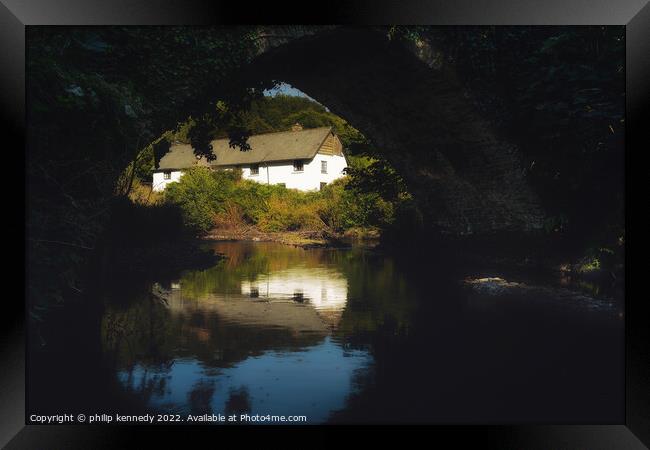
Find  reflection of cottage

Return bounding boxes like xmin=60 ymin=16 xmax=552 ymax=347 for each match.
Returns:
xmin=163 ymin=287 xmax=333 ymax=337
xmin=152 ymin=124 xmax=347 ymax=192
xmin=240 ymin=267 xmax=348 ymax=328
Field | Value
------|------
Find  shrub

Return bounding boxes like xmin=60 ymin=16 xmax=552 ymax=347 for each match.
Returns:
xmin=258 ymin=193 xmax=325 ymax=232
xmin=164 ymin=167 xmax=226 ymax=233
xmin=318 ymin=179 xmax=394 ymax=233
xmin=163 ymin=167 xmax=402 ymax=235
xmin=127 ymin=178 xmax=164 ymax=205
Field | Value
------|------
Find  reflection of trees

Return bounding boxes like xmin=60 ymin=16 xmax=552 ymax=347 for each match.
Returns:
xmin=334 ymin=252 xmax=417 ymax=341
xmin=188 ymin=379 xmax=216 ymax=415
xmin=101 ymin=294 xmax=325 ymax=372
xmin=179 ymin=241 xmax=351 ymax=300
xmin=101 ymin=294 xmax=179 ymax=369
xmin=224 ymin=386 xmax=252 ymax=417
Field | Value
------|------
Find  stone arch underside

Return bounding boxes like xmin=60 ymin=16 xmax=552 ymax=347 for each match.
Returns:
xmin=246 ymin=28 xmax=545 ymax=236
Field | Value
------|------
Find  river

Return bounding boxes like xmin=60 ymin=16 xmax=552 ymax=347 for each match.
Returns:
xmin=97 ymin=241 xmax=623 ymax=424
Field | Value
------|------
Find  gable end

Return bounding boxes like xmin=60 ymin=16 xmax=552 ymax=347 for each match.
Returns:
xmin=317 ymin=132 xmax=343 ymax=156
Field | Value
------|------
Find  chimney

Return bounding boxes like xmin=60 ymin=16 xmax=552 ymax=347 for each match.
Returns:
xmin=291 ymin=123 xmax=303 ymax=132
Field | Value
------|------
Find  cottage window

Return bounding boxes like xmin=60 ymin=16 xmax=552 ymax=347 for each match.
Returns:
xmin=320 ymin=182 xmax=327 ymax=191
xmin=321 ymin=161 xmax=328 ymax=174
xmin=163 ymin=170 xmax=171 ymax=180
xmin=250 ymin=164 xmax=259 ymax=175
xmin=293 ymin=160 xmax=304 ymax=172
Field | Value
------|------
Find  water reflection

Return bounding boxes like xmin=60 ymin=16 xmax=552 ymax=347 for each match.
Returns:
xmin=100 ymin=241 xmax=623 ymax=424
xmin=102 ymin=242 xmax=410 ymax=423
xmin=241 ymin=267 xmax=348 ymax=327
xmin=118 ymin=337 xmax=371 ymax=422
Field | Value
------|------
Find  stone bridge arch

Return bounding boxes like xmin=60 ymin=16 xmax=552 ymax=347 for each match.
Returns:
xmin=243 ymin=27 xmax=545 ymax=236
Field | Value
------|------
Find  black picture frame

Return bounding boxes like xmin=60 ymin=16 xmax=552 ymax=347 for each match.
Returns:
xmin=4 ymin=0 xmax=648 ymax=447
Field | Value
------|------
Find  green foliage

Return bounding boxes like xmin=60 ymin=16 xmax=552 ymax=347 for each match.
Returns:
xmin=169 ymin=94 xmax=369 ymax=151
xmin=318 ymin=179 xmax=393 ymax=233
xmin=164 ymin=168 xmax=237 ymax=233
xmin=577 ymin=257 xmax=601 ymax=273
xmin=162 ymin=165 xmax=404 ymax=236
xmin=126 ymin=178 xmax=164 ymax=205
xmin=257 ymin=192 xmax=323 ymax=232
xmin=345 ymin=155 xmax=406 ymax=202
xmin=577 ymin=245 xmax=620 ymax=274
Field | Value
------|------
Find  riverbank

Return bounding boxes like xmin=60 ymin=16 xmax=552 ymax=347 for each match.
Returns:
xmin=204 ymin=226 xmax=621 ymax=299
xmin=204 ymin=226 xmax=380 ymax=249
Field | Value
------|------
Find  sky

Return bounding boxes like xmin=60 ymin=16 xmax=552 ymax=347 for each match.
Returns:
xmin=263 ymin=82 xmax=329 ymax=111
xmin=263 ymin=82 xmax=311 ymax=98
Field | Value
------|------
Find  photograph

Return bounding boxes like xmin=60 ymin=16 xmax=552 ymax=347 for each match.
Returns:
xmin=25 ymin=24 xmax=626 ymax=425
xmin=2 ymin=2 xmax=645 ymax=445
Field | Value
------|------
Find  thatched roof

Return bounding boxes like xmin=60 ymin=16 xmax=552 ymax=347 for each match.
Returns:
xmin=157 ymin=127 xmax=334 ymax=170
xmin=156 ymin=145 xmax=211 ymax=171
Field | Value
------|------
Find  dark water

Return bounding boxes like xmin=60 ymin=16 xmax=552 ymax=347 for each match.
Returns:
xmin=96 ymin=241 xmax=623 ymax=424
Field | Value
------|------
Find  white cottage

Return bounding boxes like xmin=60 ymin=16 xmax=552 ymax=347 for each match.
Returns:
xmin=152 ymin=125 xmax=348 ymax=192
